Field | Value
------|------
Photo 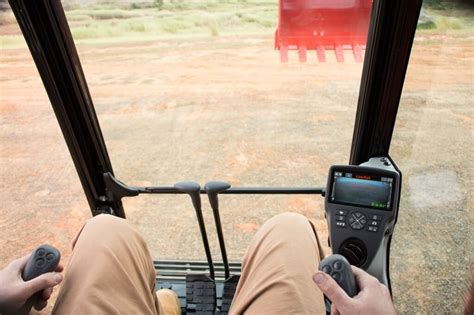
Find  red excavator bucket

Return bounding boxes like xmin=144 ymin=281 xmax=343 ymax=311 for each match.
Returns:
xmin=275 ymin=0 xmax=372 ymax=62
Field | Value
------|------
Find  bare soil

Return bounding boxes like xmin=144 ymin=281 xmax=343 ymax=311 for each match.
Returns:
xmin=1 ymin=21 xmax=472 ymax=314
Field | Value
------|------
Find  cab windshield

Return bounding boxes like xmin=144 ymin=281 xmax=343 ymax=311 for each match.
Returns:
xmin=0 ymin=0 xmax=472 ymax=313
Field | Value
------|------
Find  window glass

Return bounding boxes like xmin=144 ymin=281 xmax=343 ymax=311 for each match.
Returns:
xmin=0 ymin=36 xmax=89 ymax=273
xmin=389 ymin=1 xmax=473 ymax=313
xmin=61 ymin=0 xmax=372 ymax=260
xmin=1 ymin=0 xmax=368 ymax=283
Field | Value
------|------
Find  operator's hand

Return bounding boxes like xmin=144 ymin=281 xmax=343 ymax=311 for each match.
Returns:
xmin=0 ymin=254 xmax=63 ymax=313
xmin=313 ymin=265 xmax=396 ymax=315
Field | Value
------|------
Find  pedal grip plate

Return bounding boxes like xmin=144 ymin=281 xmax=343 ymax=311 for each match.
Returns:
xmin=186 ymin=274 xmax=216 ymax=314
xmin=221 ymin=275 xmax=240 ymax=313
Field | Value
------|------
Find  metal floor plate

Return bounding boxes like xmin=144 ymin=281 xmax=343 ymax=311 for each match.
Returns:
xmin=155 ymin=260 xmax=242 ymax=313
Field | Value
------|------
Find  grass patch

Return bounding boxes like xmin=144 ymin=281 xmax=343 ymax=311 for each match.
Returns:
xmin=68 ymin=8 xmax=140 ymax=20
xmin=417 ymin=20 xmax=437 ymax=30
xmin=435 ymin=16 xmax=465 ymax=29
xmin=418 ymin=11 xmax=471 ymax=31
xmin=63 ymin=1 xmax=278 ymax=42
xmin=417 ymin=0 xmax=473 ymax=32
xmin=1 ymin=0 xmax=472 ymax=49
xmin=66 ymin=14 xmax=94 ymax=22
xmin=161 ymin=19 xmax=195 ymax=34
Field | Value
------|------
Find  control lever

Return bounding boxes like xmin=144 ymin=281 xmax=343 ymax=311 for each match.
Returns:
xmin=175 ymin=182 xmax=215 ymax=280
xmin=18 ymin=244 xmax=61 ymax=315
xmin=204 ymin=181 xmax=231 ymax=279
xmin=319 ymin=254 xmax=358 ymax=297
xmin=204 ymin=181 xmax=240 ymax=314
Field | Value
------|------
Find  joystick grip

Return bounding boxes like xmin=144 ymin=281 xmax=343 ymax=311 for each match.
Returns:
xmin=18 ymin=244 xmax=61 ymax=315
xmin=319 ymin=254 xmax=358 ymax=297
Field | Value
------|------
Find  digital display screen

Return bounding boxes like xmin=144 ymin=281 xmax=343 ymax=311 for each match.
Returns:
xmin=330 ymin=171 xmax=394 ymax=210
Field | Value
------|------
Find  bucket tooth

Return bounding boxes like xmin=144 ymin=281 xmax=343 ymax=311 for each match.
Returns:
xmin=298 ymin=46 xmax=307 ymax=62
xmin=280 ymin=45 xmax=289 ymax=63
xmin=316 ymin=46 xmax=326 ymax=62
xmin=335 ymin=45 xmax=344 ymax=63
xmin=353 ymin=44 xmax=363 ymax=62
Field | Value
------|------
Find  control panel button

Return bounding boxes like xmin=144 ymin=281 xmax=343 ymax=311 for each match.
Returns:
xmin=337 ymin=210 xmax=347 ymax=216
xmin=368 ymin=226 xmax=378 ymax=232
xmin=35 ymin=258 xmax=45 ymax=267
xmin=337 ymin=215 xmax=345 ymax=221
xmin=369 ymin=220 xmax=379 ymax=226
xmin=336 ymin=221 xmax=346 ymax=228
xmin=322 ymin=265 xmax=332 ymax=274
xmin=349 ymin=212 xmax=367 ymax=230
xmin=352 ymin=222 xmax=363 ymax=230
xmin=369 ymin=214 xmax=383 ymax=221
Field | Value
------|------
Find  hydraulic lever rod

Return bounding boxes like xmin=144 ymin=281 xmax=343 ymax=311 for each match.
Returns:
xmin=205 ymin=181 xmax=232 ymax=279
xmin=174 ymin=182 xmax=215 ymax=280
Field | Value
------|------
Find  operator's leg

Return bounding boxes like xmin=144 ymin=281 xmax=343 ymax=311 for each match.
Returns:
xmin=52 ymin=214 xmax=164 ymax=314
xmin=230 ymin=212 xmax=326 ymax=314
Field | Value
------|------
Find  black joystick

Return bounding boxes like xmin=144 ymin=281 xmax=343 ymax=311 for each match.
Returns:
xmin=319 ymin=254 xmax=357 ymax=297
xmin=18 ymin=244 xmax=61 ymax=315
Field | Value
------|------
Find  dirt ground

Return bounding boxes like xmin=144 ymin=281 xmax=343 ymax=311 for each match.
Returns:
xmin=0 ymin=20 xmax=473 ymax=314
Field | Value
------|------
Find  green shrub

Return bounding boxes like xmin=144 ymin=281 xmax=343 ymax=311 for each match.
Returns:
xmin=436 ymin=16 xmax=464 ymax=29
xmin=83 ymin=9 xmax=137 ymax=20
xmin=418 ymin=20 xmax=437 ymax=29
xmin=128 ymin=21 xmax=147 ymax=32
xmin=257 ymin=18 xmax=274 ymax=28
xmin=242 ymin=14 xmax=258 ymax=24
xmin=207 ymin=23 xmax=219 ymax=36
xmin=161 ymin=20 xmax=193 ymax=33
xmin=154 ymin=0 xmax=163 ymax=9
xmin=71 ymin=26 xmax=100 ymax=39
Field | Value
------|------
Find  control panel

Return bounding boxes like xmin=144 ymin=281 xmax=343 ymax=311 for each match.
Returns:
xmin=324 ymin=157 xmax=401 ymax=286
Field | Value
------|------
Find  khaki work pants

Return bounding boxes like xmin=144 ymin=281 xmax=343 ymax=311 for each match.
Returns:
xmin=52 ymin=212 xmax=326 ymax=314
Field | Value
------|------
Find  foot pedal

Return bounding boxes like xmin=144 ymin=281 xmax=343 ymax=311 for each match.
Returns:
xmin=221 ymin=275 xmax=240 ymax=314
xmin=186 ymin=274 xmax=216 ymax=314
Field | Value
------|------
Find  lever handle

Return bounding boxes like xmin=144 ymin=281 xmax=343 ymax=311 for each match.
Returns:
xmin=204 ymin=181 xmax=231 ymax=194
xmin=204 ymin=181 xmax=231 ymax=210
xmin=175 ymin=181 xmax=201 ymax=193
xmin=175 ymin=181 xmax=202 ymax=212
xmin=18 ymin=244 xmax=61 ymax=315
